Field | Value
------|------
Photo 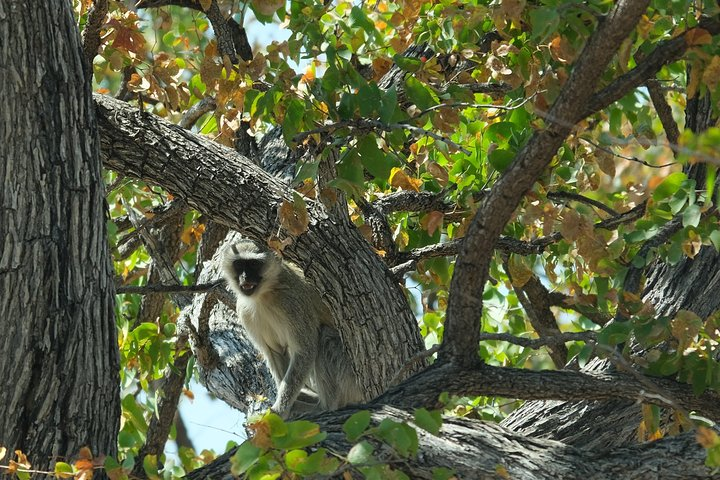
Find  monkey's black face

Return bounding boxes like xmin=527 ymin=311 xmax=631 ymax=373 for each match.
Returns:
xmin=232 ymin=258 xmax=265 ymax=296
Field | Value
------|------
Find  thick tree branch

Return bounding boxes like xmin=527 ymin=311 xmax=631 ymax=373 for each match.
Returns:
xmin=378 ymin=361 xmax=720 ymax=420
xmin=187 ymin=405 xmax=715 ymax=480
xmin=95 ymin=93 xmax=424 ymax=398
xmin=442 ymin=0 xmax=652 ymax=367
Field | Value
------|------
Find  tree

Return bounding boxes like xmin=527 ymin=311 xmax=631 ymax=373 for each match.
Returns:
xmin=0 ymin=0 xmax=119 ymax=477
xmin=2 ymin=0 xmax=720 ymax=478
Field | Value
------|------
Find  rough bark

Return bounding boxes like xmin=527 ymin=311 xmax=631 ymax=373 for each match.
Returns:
xmin=0 ymin=0 xmax=119 ymax=471
xmin=185 ymin=406 xmax=715 ymax=480
xmin=94 ymin=94 xmax=425 ymax=399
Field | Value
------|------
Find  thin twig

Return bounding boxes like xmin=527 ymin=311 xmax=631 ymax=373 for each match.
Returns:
xmin=410 ymin=94 xmax=537 ymax=120
xmin=478 ymin=331 xmax=596 ymax=349
xmin=293 ymin=118 xmax=470 ymax=155
xmin=116 ymin=280 xmax=225 ymax=295
xmin=388 ymin=344 xmax=441 ymax=387
xmin=579 ymin=137 xmax=676 ymax=169
xmin=645 ymin=79 xmax=680 ymax=148
xmin=548 ymin=191 xmax=619 ymax=216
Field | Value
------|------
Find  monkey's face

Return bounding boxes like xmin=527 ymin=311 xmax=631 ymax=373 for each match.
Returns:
xmin=231 ymin=258 xmax=266 ymax=296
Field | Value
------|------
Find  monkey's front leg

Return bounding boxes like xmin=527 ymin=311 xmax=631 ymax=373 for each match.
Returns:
xmin=271 ymin=351 xmax=314 ymax=419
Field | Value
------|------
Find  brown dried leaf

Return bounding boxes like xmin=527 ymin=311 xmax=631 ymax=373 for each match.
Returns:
xmin=671 ymin=310 xmax=702 ymax=345
xmin=426 ymin=162 xmax=449 ymax=186
xmin=421 ymin=211 xmax=444 ymax=236
xmin=595 ymin=149 xmax=616 ymax=177
xmin=279 ymin=195 xmax=310 ymax=236
xmin=252 ymin=0 xmax=284 ymax=16
xmin=685 ymin=27 xmax=712 ymax=46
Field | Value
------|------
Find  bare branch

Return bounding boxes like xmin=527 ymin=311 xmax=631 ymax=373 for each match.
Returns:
xmin=388 ymin=344 xmax=441 ymax=387
xmin=179 ymin=96 xmax=217 ymax=129
xmin=478 ymin=331 xmax=595 ymax=349
xmin=508 ymin=270 xmax=569 ymax=368
xmin=116 ymin=280 xmax=224 ymax=295
xmin=412 ymin=94 xmax=537 ymax=121
xmin=293 ymin=118 xmax=471 ymax=155
xmin=547 ymin=190 xmax=619 ymax=217
xmin=579 ymin=137 xmax=676 ymax=169
xmin=373 ymin=190 xmax=455 ymax=215
xmin=646 ymin=79 xmax=681 ymax=148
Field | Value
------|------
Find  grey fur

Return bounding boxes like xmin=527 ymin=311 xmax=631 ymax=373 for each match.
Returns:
xmin=222 ymin=240 xmax=363 ymax=417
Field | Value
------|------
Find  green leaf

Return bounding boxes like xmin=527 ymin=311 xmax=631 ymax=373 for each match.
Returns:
xmin=343 ymin=410 xmax=371 ymax=441
xmin=597 ymin=321 xmax=633 ymax=346
xmin=347 ymin=440 xmax=375 ymax=465
xmin=350 ymin=6 xmax=377 ymax=35
xmin=282 ymin=97 xmax=306 ymax=145
xmin=404 ymin=76 xmax=437 ymax=111
xmin=285 ymin=448 xmax=339 ymax=475
xmin=682 ymin=203 xmax=701 ymax=227
xmin=488 ymin=148 xmax=515 ymax=172
xmin=393 ymin=54 xmax=423 ymax=73
xmin=358 ymin=135 xmax=394 ymax=180
xmin=142 ymin=454 xmax=159 ymax=478
xmin=54 ymin=462 xmax=74 ymax=477
xmin=338 ymin=92 xmax=356 ymax=120
xmin=272 ymin=420 xmax=326 ymax=449
xmin=358 ymin=82 xmax=381 ymax=117
xmin=414 ymin=408 xmax=442 ymax=435
xmin=652 ymin=172 xmax=687 ymax=201
xmin=231 ymin=441 xmax=263 ymax=475
xmin=374 ymin=419 xmax=419 ymax=457
xmin=529 ymin=7 xmax=560 ymax=40
xmin=709 ymin=230 xmax=720 ymax=251
xmin=379 ymin=86 xmax=398 ymax=123
xmin=432 ymin=467 xmax=457 ymax=480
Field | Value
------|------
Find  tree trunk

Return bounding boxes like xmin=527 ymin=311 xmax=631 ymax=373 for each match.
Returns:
xmin=0 ymin=1 xmax=119 ymax=471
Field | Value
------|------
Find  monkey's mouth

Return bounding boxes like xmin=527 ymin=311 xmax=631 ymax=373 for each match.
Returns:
xmin=239 ymin=282 xmax=258 ymax=295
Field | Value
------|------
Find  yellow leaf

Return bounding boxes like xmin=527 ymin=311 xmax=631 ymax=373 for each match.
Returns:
xmin=389 ymin=167 xmax=422 ymax=192
xmin=199 ymin=0 xmax=212 ymax=11
xmin=507 ymin=254 xmax=532 ymax=288
xmin=0 ymin=446 xmax=5 ymax=461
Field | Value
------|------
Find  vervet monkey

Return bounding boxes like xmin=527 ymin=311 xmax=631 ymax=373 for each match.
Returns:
xmin=222 ymin=240 xmax=364 ymax=418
